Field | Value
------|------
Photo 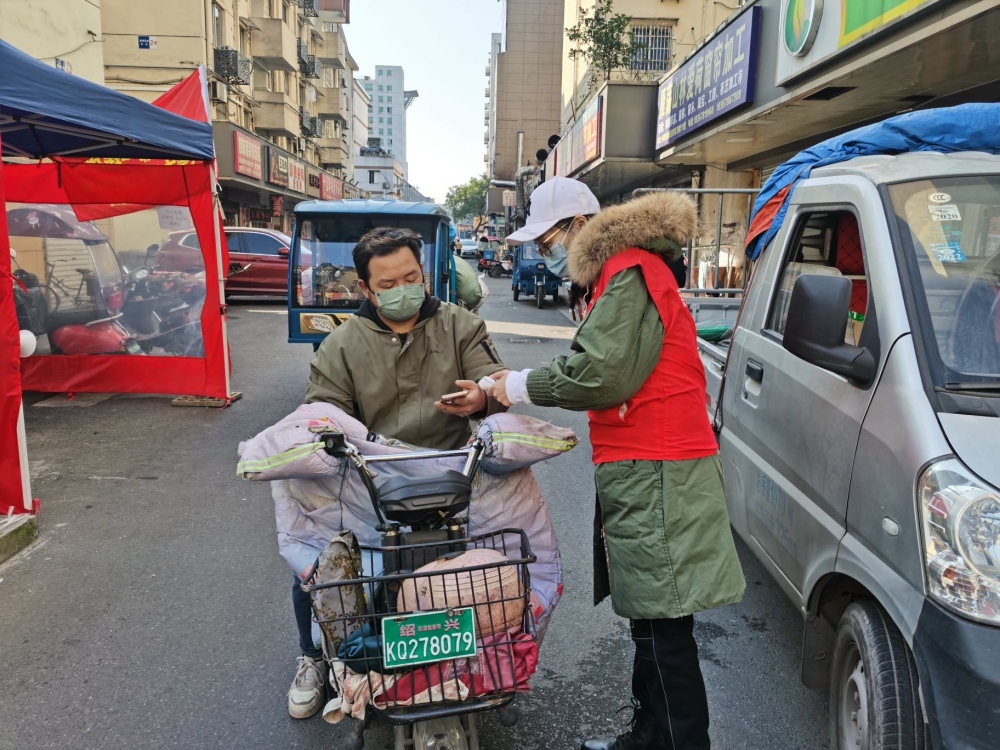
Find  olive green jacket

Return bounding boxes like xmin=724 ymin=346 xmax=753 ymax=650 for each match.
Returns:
xmin=305 ymin=302 xmax=506 ymax=451
xmin=522 ymin=193 xmax=746 ymax=619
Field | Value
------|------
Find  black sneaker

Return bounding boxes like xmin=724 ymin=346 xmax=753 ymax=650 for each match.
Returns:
xmin=580 ymin=698 xmax=665 ymax=750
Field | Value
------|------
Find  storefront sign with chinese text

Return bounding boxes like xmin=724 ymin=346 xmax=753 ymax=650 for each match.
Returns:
xmin=561 ymin=95 xmax=603 ymax=176
xmin=268 ymin=148 xmax=290 ymax=187
xmin=288 ymin=159 xmax=306 ymax=193
xmin=656 ymin=6 xmax=760 ymax=150
xmin=321 ymin=173 xmax=344 ymax=201
xmin=271 ymin=195 xmax=284 ymax=217
xmin=234 ymin=130 xmax=262 ymax=180
xmin=775 ymin=0 xmax=942 ymax=84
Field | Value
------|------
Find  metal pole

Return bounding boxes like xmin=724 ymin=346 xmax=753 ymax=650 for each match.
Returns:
xmin=516 ymin=131 xmax=524 ymax=171
xmin=632 ymin=187 xmax=760 ymax=196
xmin=713 ymin=192 xmax=724 ymax=290
xmin=685 ymin=238 xmax=693 ymax=289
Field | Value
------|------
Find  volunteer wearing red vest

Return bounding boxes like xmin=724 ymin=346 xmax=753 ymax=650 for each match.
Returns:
xmin=493 ymin=178 xmax=745 ymax=750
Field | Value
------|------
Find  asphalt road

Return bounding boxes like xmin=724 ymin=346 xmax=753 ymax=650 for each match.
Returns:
xmin=1 ymin=265 xmax=827 ymax=749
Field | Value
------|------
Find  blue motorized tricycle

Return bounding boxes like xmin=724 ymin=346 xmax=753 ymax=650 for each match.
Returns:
xmin=512 ymin=242 xmax=561 ymax=308
xmin=286 ymin=200 xmax=457 ymax=348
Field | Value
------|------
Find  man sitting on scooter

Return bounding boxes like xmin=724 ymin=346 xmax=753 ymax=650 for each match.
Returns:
xmin=286 ymin=226 xmax=508 ymax=719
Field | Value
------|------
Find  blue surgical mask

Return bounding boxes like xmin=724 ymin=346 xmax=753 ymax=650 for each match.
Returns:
xmin=542 ymin=243 xmax=569 ymax=278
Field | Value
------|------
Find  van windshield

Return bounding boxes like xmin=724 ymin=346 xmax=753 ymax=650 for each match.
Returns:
xmin=889 ymin=176 xmax=1000 ymax=387
xmin=292 ymin=215 xmax=435 ymax=308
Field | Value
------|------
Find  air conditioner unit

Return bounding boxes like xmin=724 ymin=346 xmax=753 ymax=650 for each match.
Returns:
xmin=210 ymin=81 xmax=228 ymax=102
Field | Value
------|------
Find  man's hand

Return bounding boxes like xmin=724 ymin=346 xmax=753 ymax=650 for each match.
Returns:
xmin=490 ymin=370 xmax=513 ymax=407
xmin=435 ymin=380 xmax=487 ymax=417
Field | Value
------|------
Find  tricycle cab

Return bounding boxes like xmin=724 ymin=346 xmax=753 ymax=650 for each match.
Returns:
xmin=286 ymin=200 xmax=455 ymax=346
xmin=512 ymin=242 xmax=561 ymax=306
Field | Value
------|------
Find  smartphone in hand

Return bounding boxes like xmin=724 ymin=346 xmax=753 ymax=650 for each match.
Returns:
xmin=439 ymin=390 xmax=469 ymax=405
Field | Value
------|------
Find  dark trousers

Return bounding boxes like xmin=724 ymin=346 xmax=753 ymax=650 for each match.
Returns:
xmin=292 ymin=577 xmax=322 ymax=659
xmin=630 ymin=617 xmax=711 ymax=750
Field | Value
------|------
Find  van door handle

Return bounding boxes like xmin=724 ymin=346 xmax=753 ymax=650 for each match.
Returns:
xmin=746 ymin=361 xmax=764 ymax=383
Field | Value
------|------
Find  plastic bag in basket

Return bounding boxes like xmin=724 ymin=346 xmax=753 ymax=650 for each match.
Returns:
xmin=397 ymin=548 xmax=525 ymax=638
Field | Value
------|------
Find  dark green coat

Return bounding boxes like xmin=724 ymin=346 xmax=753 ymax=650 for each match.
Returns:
xmin=526 ymin=267 xmax=745 ymax=619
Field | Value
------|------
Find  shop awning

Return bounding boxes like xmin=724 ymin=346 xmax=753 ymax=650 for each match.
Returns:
xmin=0 ymin=39 xmax=215 ymax=161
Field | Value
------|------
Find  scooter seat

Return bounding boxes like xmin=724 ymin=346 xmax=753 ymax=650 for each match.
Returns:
xmin=377 ymin=470 xmax=472 ymax=524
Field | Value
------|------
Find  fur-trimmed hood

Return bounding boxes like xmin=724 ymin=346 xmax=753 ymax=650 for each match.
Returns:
xmin=567 ymin=191 xmax=698 ymax=286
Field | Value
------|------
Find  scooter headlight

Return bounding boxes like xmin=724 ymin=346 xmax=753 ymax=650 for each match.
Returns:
xmin=919 ymin=459 xmax=1000 ymax=624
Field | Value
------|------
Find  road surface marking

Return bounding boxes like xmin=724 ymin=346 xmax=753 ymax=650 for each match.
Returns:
xmin=482 ymin=320 xmax=576 ymax=340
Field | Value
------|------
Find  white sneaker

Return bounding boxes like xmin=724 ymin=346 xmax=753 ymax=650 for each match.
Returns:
xmin=288 ymin=655 xmax=325 ymax=719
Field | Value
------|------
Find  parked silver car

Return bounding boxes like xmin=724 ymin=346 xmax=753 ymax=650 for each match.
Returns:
xmin=702 ymin=152 xmax=1000 ymax=750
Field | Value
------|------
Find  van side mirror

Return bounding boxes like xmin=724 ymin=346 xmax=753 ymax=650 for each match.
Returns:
xmin=783 ymin=274 xmax=876 ymax=385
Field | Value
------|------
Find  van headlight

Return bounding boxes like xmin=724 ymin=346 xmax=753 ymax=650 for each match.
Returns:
xmin=919 ymin=459 xmax=1000 ymax=624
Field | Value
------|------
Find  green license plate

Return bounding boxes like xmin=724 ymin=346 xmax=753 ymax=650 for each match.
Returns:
xmin=382 ymin=607 xmax=477 ymax=669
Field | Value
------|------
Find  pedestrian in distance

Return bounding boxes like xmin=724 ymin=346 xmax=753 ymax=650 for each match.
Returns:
xmin=491 ymin=176 xmax=746 ymax=750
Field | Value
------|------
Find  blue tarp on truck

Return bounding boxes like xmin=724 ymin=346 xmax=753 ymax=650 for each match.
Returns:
xmin=745 ymin=103 xmax=1000 ymax=260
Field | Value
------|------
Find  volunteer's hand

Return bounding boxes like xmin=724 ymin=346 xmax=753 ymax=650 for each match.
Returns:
xmin=434 ymin=380 xmax=486 ymax=417
xmin=490 ymin=370 xmax=513 ymax=407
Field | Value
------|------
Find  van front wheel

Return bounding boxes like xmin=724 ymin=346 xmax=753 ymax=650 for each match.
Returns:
xmin=830 ymin=600 xmax=926 ymax=750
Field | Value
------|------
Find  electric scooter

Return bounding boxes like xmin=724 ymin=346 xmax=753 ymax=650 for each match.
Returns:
xmin=301 ymin=433 xmax=535 ymax=750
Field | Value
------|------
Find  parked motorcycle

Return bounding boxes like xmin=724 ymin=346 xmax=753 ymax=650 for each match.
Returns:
xmin=301 ymin=433 xmax=534 ymax=750
xmin=119 ymin=266 xmax=206 ymax=357
xmin=45 ymin=266 xmax=142 ymax=355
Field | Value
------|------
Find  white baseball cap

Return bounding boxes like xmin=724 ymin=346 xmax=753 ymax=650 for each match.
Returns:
xmin=505 ymin=177 xmax=600 ymax=244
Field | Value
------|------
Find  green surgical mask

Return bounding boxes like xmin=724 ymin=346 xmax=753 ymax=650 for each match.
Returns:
xmin=373 ymin=283 xmax=425 ymax=321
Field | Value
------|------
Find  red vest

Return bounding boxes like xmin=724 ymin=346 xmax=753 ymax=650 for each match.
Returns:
xmin=587 ymin=248 xmax=718 ymax=465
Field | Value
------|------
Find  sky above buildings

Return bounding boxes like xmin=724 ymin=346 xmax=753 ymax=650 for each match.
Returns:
xmin=348 ymin=0 xmax=505 ymax=203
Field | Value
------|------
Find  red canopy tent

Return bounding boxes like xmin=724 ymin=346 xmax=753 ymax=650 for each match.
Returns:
xmin=1 ymin=53 xmax=226 ymax=514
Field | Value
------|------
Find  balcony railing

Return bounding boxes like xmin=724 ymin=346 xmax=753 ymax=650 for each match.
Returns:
xmin=300 ymin=54 xmax=320 ymax=79
xmin=214 ymin=47 xmax=252 ymax=86
xmin=300 ymin=109 xmax=320 ymax=137
xmin=297 ymin=0 xmax=319 ymax=17
xmin=296 ymin=37 xmax=310 ymax=65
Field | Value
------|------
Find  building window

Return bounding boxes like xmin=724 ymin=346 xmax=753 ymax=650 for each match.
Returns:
xmin=282 ymin=0 xmax=289 ymax=24
xmin=378 ymin=85 xmax=383 ymax=91
xmin=368 ymin=105 xmax=373 ymax=112
xmin=322 ymin=21 xmax=336 ymax=32
xmin=388 ymin=139 xmax=393 ymax=145
xmin=387 ymin=106 xmax=392 ymax=114
xmin=212 ymin=4 xmax=223 ymax=48
xmin=388 ymin=128 xmax=392 ymax=135
xmin=274 ymin=70 xmax=286 ymax=93
xmin=364 ymin=83 xmax=372 ymax=91
xmin=387 ymin=96 xmax=392 ymax=103
xmin=387 ymin=69 xmax=392 ymax=76
xmin=379 ymin=117 xmax=384 ymax=123
xmin=369 ymin=170 xmax=379 ymax=182
xmin=387 ymin=85 xmax=392 ymax=92
xmin=630 ymin=22 xmax=674 ymax=73
xmin=387 ymin=118 xmax=392 ymax=124
xmin=378 ymin=106 xmax=383 ymax=113
xmin=378 ymin=69 xmax=383 ymax=76
xmin=379 ymin=128 xmax=384 ymax=135
xmin=323 ymin=67 xmax=335 ymax=89
xmin=378 ymin=96 xmax=383 ymax=103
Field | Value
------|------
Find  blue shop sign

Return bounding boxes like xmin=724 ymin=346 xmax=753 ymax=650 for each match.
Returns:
xmin=655 ymin=6 xmax=761 ymax=150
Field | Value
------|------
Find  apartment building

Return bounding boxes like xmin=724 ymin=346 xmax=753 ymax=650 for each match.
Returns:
xmin=100 ymin=0 xmax=360 ymax=231
xmin=352 ymin=77 xmax=370 ymax=155
xmin=0 ymin=0 xmax=106 ymax=84
xmin=486 ymin=0 xmax=563 ymax=182
xmin=358 ymin=65 xmax=415 ymax=179
xmin=560 ymin=0 xmax=732 ymax=132
xmin=541 ymin=0 xmax=747 ymax=207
